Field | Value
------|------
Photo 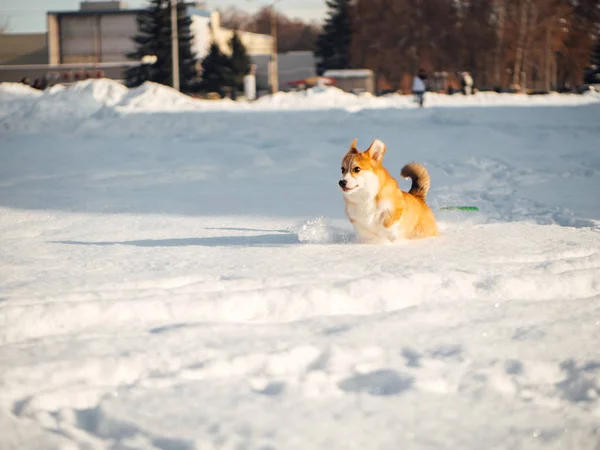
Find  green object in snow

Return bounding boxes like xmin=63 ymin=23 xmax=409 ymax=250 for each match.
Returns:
xmin=440 ymin=206 xmax=480 ymax=211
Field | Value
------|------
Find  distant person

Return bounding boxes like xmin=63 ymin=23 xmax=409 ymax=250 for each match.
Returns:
xmin=20 ymin=77 xmax=31 ymax=86
xmin=32 ymin=79 xmax=43 ymax=90
xmin=412 ymin=68 xmax=428 ymax=107
xmin=460 ymin=71 xmax=474 ymax=95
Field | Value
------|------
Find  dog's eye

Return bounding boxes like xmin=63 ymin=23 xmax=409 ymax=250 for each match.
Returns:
xmin=341 ymin=167 xmax=345 ymax=174
xmin=353 ymin=167 xmax=361 ymax=173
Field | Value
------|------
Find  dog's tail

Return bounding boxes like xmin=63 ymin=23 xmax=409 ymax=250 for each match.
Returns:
xmin=401 ymin=163 xmax=430 ymax=200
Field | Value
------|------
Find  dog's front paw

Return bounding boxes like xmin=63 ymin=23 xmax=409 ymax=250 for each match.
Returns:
xmin=379 ymin=210 xmax=394 ymax=228
xmin=383 ymin=216 xmax=396 ymax=228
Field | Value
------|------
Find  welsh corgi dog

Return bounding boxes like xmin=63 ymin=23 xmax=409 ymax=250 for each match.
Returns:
xmin=339 ymin=138 xmax=438 ymax=243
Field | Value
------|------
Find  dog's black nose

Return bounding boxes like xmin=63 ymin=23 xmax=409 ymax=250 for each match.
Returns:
xmin=339 ymin=180 xmax=347 ymax=188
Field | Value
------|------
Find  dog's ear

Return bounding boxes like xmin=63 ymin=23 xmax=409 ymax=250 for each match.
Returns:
xmin=347 ymin=138 xmax=359 ymax=154
xmin=366 ymin=139 xmax=386 ymax=163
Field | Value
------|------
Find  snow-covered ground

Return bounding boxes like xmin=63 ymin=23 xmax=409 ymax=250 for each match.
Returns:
xmin=1 ymin=80 xmax=600 ymax=450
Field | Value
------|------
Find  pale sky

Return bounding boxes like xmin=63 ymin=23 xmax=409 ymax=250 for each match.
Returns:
xmin=0 ymin=0 xmax=327 ymax=33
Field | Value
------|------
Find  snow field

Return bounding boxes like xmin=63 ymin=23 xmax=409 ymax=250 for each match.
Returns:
xmin=0 ymin=79 xmax=599 ymax=449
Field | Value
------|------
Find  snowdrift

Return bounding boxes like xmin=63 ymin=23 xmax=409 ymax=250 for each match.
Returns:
xmin=2 ymin=78 xmax=600 ymax=132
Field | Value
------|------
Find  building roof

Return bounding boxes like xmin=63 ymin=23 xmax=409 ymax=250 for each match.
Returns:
xmin=49 ymin=6 xmax=211 ymax=17
xmin=47 ymin=8 xmax=144 ymax=16
xmin=187 ymin=7 xmax=211 ymax=18
xmin=323 ymin=69 xmax=374 ymax=79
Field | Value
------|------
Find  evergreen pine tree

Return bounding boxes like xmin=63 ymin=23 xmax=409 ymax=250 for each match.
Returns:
xmin=124 ymin=0 xmax=197 ymax=91
xmin=228 ymin=31 xmax=251 ymax=92
xmin=584 ymin=39 xmax=600 ymax=84
xmin=200 ymin=42 xmax=231 ymax=96
xmin=593 ymin=40 xmax=600 ymax=67
xmin=314 ymin=0 xmax=353 ymax=75
xmin=592 ymin=40 xmax=600 ymax=72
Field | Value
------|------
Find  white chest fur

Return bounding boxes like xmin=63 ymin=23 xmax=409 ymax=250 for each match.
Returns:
xmin=345 ymin=198 xmax=397 ymax=243
xmin=341 ymin=171 xmax=403 ymax=243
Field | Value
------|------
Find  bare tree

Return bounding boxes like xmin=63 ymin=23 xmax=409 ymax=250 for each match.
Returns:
xmin=241 ymin=0 xmax=600 ymax=92
xmin=496 ymin=0 xmax=595 ymax=90
xmin=455 ymin=0 xmax=498 ymax=87
xmin=558 ymin=0 xmax=600 ymax=87
xmin=218 ymin=6 xmax=253 ymax=30
xmin=220 ymin=6 xmax=320 ymax=53
xmin=352 ymin=0 xmax=465 ymax=91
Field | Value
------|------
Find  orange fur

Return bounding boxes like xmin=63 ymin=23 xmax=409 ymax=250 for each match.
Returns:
xmin=339 ymin=139 xmax=438 ymax=243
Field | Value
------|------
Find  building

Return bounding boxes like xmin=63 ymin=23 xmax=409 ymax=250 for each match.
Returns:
xmin=276 ymin=51 xmax=317 ymax=91
xmin=0 ymin=33 xmax=48 ymax=65
xmin=47 ymin=3 xmax=272 ymax=68
xmin=198 ymin=10 xmax=272 ymax=60
xmin=323 ymin=69 xmax=375 ymax=94
xmin=187 ymin=8 xmax=273 ymax=90
xmin=252 ymin=51 xmax=316 ymax=92
xmin=0 ymin=1 xmax=274 ymax=86
xmin=0 ymin=33 xmax=52 ymax=84
xmin=47 ymin=1 xmax=141 ymax=65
